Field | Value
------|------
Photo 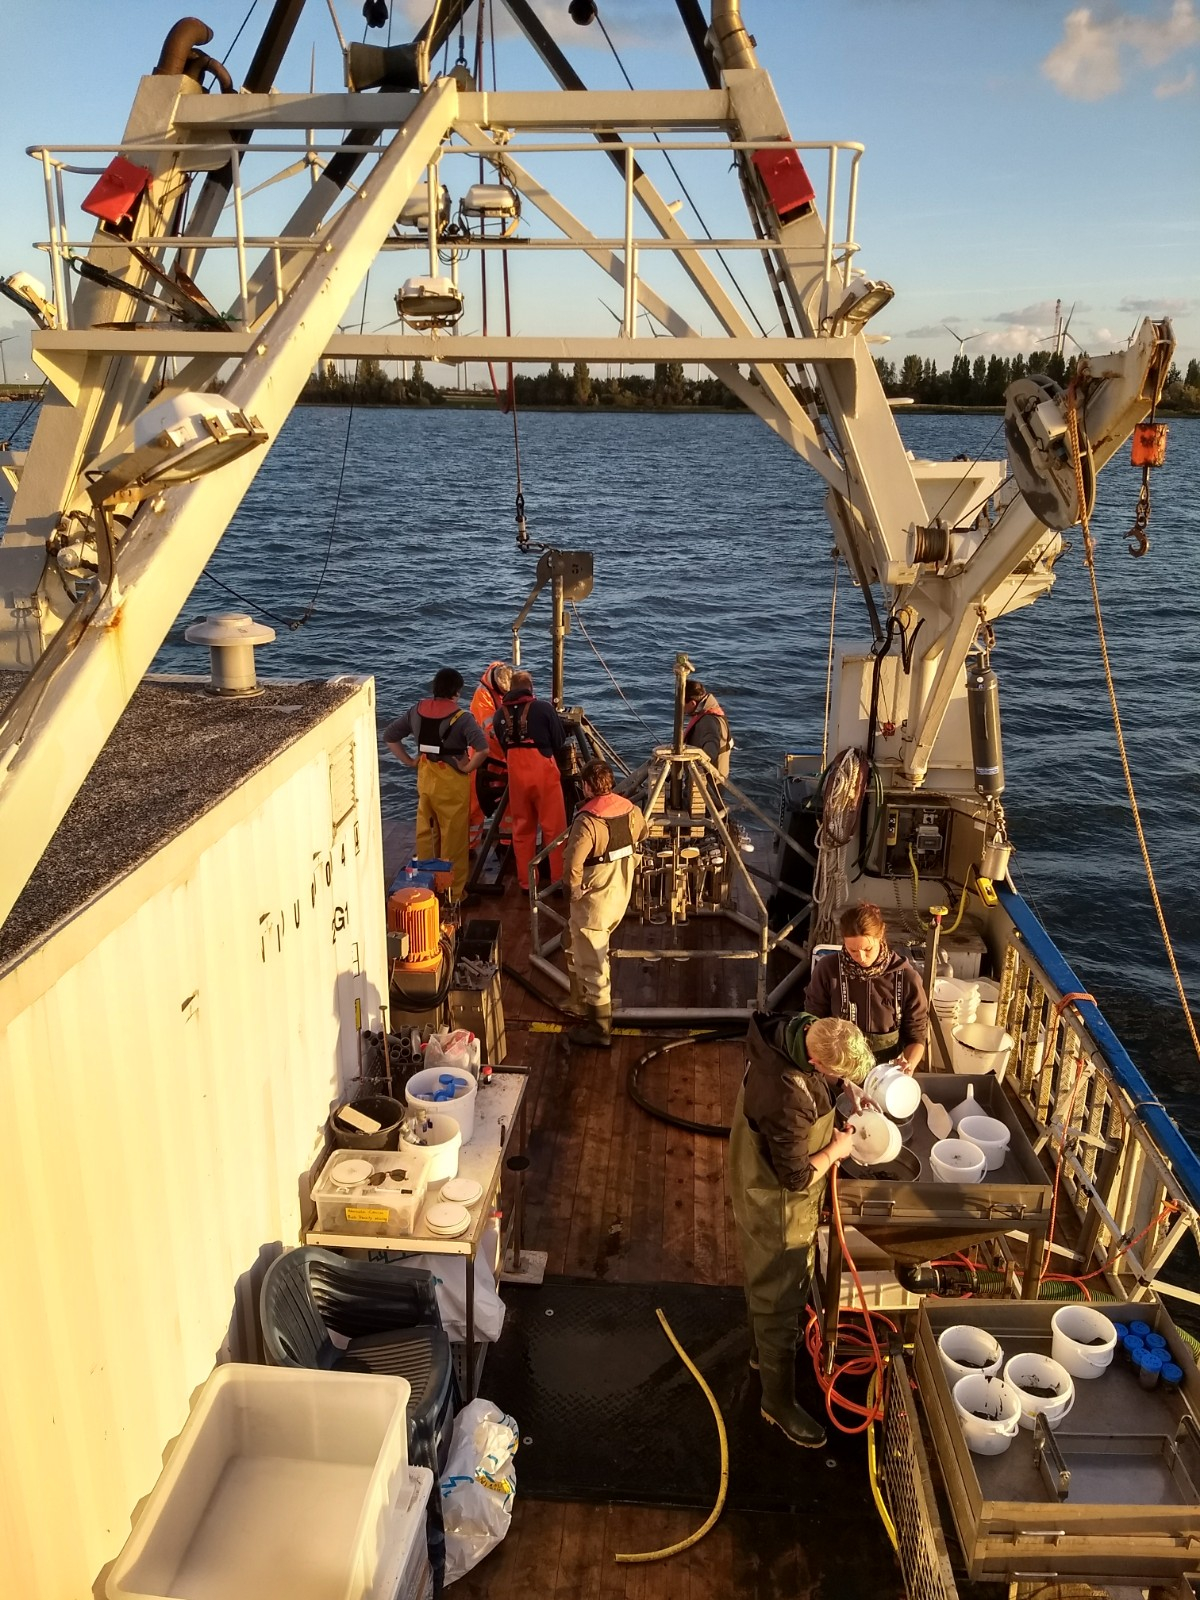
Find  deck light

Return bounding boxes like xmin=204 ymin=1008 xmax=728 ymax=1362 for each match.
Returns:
xmin=83 ymin=392 xmax=267 ymax=507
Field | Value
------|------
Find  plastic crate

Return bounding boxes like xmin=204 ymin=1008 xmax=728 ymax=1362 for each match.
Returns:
xmin=106 ymin=1366 xmax=411 ymax=1600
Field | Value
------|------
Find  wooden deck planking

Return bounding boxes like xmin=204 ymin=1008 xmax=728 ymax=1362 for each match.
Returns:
xmin=397 ymin=836 xmax=823 ymax=1596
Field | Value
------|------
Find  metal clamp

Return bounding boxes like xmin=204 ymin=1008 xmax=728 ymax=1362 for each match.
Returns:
xmin=1032 ymin=1413 xmax=1070 ymax=1502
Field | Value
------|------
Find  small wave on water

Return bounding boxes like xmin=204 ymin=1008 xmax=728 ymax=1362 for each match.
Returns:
xmin=3 ymin=400 xmax=1199 ymax=1131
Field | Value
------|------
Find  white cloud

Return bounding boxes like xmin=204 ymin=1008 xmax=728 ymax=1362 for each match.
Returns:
xmin=1042 ymin=1 xmax=1200 ymax=101
xmin=1119 ymin=294 xmax=1197 ymax=313
xmin=1155 ymin=64 xmax=1197 ymax=92
xmin=991 ymin=300 xmax=1063 ymax=325
xmin=905 ymin=324 xmax=949 ymax=338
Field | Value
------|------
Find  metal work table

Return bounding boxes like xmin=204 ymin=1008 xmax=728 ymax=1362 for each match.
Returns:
xmin=306 ymin=1067 xmax=528 ymax=1395
xmin=822 ymin=1072 xmax=1053 ymax=1356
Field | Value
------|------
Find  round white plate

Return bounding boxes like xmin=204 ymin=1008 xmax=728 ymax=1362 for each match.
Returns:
xmin=425 ymin=1201 xmax=472 ymax=1236
xmin=441 ymin=1177 xmax=483 ymax=1207
xmin=330 ymin=1158 xmax=372 ymax=1187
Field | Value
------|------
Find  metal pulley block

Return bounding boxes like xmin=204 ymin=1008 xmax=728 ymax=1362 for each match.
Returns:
xmin=1004 ymin=374 xmax=1095 ymax=531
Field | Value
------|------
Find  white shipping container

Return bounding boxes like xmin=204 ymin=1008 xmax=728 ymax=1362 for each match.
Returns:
xmin=0 ymin=676 xmax=389 ymax=1600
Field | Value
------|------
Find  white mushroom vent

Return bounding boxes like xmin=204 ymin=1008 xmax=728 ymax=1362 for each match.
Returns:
xmin=184 ymin=612 xmax=276 ymax=696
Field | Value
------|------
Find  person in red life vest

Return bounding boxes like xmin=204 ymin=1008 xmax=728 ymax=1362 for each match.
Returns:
xmin=683 ymin=678 xmax=733 ymax=787
xmin=383 ymin=668 xmax=488 ymax=902
xmin=468 ymin=661 xmax=512 ymax=849
xmin=492 ymin=670 xmax=569 ymax=893
xmin=561 ymin=759 xmax=647 ymax=1048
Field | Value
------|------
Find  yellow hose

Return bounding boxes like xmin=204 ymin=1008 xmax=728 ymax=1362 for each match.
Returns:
xmin=864 ymin=1370 xmax=899 ymax=1553
xmin=613 ymin=1308 xmax=730 ymax=1563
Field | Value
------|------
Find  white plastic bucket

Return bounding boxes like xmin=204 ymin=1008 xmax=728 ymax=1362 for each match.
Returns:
xmin=400 ymin=1112 xmax=462 ymax=1182
xmin=1003 ymin=1352 xmax=1075 ymax=1430
xmin=1050 ymin=1305 xmax=1117 ymax=1379
xmin=975 ymin=979 xmax=1001 ymax=1029
xmin=956 ymin=1113 xmax=1011 ymax=1171
xmin=930 ymin=1138 xmax=986 ymax=1184
xmin=951 ymin=1024 xmax=1015 ymax=1078
xmin=952 ymin=1373 xmax=1022 ymax=1455
xmin=937 ymin=1324 xmax=1004 ymax=1384
xmin=405 ymin=1065 xmax=477 ymax=1142
xmin=865 ymin=1063 xmax=921 ymax=1121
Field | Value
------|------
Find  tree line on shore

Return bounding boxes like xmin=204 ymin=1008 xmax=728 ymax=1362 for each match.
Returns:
xmin=302 ymin=351 xmax=1200 ymax=413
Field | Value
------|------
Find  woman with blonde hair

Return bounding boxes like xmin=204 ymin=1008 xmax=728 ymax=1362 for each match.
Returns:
xmin=730 ymin=1011 xmax=874 ymax=1449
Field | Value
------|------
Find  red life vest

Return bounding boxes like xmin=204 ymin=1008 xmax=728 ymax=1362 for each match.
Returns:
xmin=684 ymin=694 xmax=732 ymax=752
xmin=497 ymin=693 xmax=538 ymax=749
xmin=580 ymin=792 xmax=635 ymax=862
xmin=415 ymin=697 xmax=464 ymax=761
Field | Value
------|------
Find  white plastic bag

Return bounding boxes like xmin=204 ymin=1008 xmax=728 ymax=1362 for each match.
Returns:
xmin=424 ymin=1029 xmax=481 ymax=1079
xmin=403 ymin=1220 xmax=505 ymax=1343
xmin=440 ymin=1399 xmax=519 ymax=1585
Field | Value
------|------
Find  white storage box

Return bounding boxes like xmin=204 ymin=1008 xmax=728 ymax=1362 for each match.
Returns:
xmin=313 ymin=1148 xmax=430 ymax=1238
xmin=377 ymin=1467 xmax=434 ymax=1600
xmin=106 ymin=1365 xmax=411 ymax=1600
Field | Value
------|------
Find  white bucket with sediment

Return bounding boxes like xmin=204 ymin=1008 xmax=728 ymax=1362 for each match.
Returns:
xmin=1003 ymin=1352 xmax=1075 ymax=1430
xmin=951 ymin=1024 xmax=1015 ymax=1079
xmin=1050 ymin=1305 xmax=1117 ymax=1379
xmin=952 ymin=1373 xmax=1022 ymax=1455
xmin=937 ymin=1324 xmax=1004 ymax=1384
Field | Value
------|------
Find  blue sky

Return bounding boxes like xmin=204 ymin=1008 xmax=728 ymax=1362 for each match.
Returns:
xmin=0 ymin=0 xmax=1196 ymax=383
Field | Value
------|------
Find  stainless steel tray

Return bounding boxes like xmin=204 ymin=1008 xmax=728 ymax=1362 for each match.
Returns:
xmin=912 ymin=1297 xmax=1200 ymax=1580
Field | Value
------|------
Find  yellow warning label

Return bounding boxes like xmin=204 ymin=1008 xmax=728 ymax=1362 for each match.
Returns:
xmin=345 ymin=1206 xmax=390 ymax=1224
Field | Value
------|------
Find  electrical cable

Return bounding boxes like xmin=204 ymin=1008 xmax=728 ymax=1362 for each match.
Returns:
xmin=567 ymin=602 xmax=661 ymax=739
xmin=627 ymin=1029 xmax=746 ymax=1136
xmin=613 ymin=1307 xmax=728 ymax=1563
xmin=222 ymin=0 xmax=262 ymax=64
xmin=593 ymin=9 xmax=770 ymax=341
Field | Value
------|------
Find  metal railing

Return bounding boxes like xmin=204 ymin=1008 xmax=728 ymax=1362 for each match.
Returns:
xmin=27 ymin=131 xmax=866 ymax=339
xmin=991 ymin=892 xmax=1200 ymax=1304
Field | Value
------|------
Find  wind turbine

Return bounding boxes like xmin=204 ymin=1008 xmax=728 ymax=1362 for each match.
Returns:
xmin=942 ymin=323 xmax=983 ymax=360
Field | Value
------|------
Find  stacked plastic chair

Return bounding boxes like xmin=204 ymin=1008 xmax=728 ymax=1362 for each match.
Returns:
xmin=260 ymin=1248 xmax=459 ymax=1591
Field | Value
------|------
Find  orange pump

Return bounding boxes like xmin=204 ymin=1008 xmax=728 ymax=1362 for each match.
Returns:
xmin=387 ymin=887 xmax=442 ymax=971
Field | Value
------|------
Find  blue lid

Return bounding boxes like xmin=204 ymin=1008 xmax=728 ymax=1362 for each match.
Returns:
xmin=1134 ymin=1348 xmax=1165 ymax=1373
xmin=1112 ymin=1322 xmax=1129 ymax=1342
xmin=1129 ymin=1320 xmax=1151 ymax=1338
xmin=410 ymin=857 xmax=453 ymax=872
xmin=1162 ymin=1362 xmax=1184 ymax=1383
xmin=1125 ymin=1336 xmax=1146 ymax=1357
xmin=1145 ymin=1331 xmax=1168 ymax=1350
xmin=439 ymin=1075 xmax=457 ymax=1086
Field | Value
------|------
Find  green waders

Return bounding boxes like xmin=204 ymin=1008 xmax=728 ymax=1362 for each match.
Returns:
xmin=729 ymin=1082 xmax=833 ymax=1449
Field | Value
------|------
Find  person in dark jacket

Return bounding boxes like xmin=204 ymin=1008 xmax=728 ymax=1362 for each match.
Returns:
xmin=805 ymin=902 xmax=929 ymax=1071
xmin=730 ymin=1012 xmax=873 ymax=1449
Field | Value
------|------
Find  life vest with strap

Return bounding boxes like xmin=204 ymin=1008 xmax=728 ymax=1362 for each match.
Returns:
xmin=580 ymin=792 xmax=636 ymax=863
xmin=684 ymin=694 xmax=734 ymax=754
xmin=837 ymin=952 xmax=904 ymax=1056
xmin=497 ymin=693 xmax=538 ymax=750
xmin=415 ymin=697 xmax=465 ymax=761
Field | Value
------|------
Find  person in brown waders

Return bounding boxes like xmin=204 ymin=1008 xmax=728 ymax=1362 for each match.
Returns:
xmin=730 ymin=1013 xmax=874 ymax=1448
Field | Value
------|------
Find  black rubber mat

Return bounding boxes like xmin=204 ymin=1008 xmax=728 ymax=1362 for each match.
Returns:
xmin=484 ymin=1277 xmax=890 ymax=1531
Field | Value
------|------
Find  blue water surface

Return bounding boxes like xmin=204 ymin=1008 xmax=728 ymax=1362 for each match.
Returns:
xmin=3 ymin=399 xmax=1198 ymax=1130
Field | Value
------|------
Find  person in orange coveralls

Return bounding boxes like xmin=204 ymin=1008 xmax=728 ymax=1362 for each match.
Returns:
xmin=469 ymin=661 xmax=512 ymax=848
xmin=492 ymin=670 xmax=568 ymax=892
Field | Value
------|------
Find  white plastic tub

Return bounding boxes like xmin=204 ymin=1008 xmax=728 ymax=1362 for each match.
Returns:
xmin=1003 ymin=1352 xmax=1075 ymax=1430
xmin=312 ymin=1148 xmax=430 ymax=1237
xmin=929 ymin=1138 xmax=986 ymax=1184
xmin=974 ymin=978 xmax=1001 ymax=1028
xmin=952 ymin=1373 xmax=1022 ymax=1455
xmin=951 ymin=1023 xmax=1015 ymax=1078
xmin=956 ymin=1113 xmax=1011 ymax=1171
xmin=405 ymin=1064 xmax=477 ymax=1142
xmin=865 ymin=1063 xmax=921 ymax=1121
xmin=1051 ymin=1305 xmax=1117 ymax=1379
xmin=937 ymin=1324 xmax=1004 ymax=1384
xmin=106 ymin=1365 xmax=411 ymax=1600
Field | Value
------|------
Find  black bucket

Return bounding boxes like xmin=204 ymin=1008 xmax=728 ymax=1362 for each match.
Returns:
xmin=329 ymin=1094 xmax=405 ymax=1151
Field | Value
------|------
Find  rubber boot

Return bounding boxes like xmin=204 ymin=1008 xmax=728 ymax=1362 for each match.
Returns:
xmin=568 ymin=1003 xmax=612 ymax=1049
xmin=563 ymin=970 xmax=586 ymax=1019
xmin=754 ymin=1316 xmax=826 ymax=1449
